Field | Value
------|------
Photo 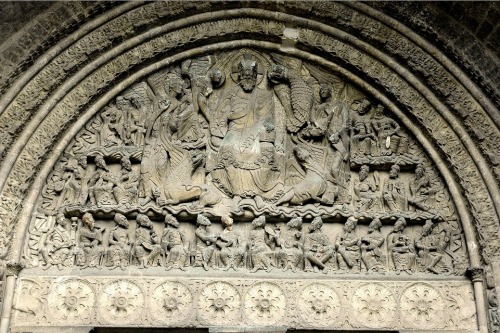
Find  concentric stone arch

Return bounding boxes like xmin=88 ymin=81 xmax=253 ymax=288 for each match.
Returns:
xmin=0 ymin=2 xmax=498 ymax=332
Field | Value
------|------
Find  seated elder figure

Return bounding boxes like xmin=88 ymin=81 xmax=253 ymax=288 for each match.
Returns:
xmin=304 ymin=217 xmax=336 ymax=273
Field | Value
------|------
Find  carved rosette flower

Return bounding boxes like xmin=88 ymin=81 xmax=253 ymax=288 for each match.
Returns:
xmin=351 ymin=283 xmax=397 ymax=328
xmin=48 ymin=279 xmax=95 ymax=323
xmin=244 ymin=282 xmax=286 ymax=325
xmin=400 ymin=284 xmax=444 ymax=329
xmin=150 ymin=281 xmax=192 ymax=324
xmin=298 ymin=283 xmax=340 ymax=326
xmin=99 ymin=280 xmax=144 ymax=325
xmin=199 ymin=282 xmax=241 ymax=324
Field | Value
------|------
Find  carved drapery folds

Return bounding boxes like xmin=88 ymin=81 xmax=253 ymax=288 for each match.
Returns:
xmin=23 ymin=50 xmax=468 ymax=277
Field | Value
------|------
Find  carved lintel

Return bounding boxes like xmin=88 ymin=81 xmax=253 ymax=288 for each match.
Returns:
xmin=6 ymin=261 xmax=25 ymax=276
xmin=467 ymin=266 xmax=484 ymax=282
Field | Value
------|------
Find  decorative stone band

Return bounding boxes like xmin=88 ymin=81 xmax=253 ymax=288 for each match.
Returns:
xmin=11 ymin=275 xmax=477 ymax=331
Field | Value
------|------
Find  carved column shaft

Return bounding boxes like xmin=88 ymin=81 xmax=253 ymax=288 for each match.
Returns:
xmin=0 ymin=262 xmax=24 ymax=333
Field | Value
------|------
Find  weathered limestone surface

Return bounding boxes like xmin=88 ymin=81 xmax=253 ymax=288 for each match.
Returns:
xmin=0 ymin=2 xmax=498 ymax=332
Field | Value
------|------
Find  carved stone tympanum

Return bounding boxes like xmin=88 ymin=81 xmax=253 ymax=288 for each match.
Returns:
xmin=17 ymin=48 xmax=474 ymax=331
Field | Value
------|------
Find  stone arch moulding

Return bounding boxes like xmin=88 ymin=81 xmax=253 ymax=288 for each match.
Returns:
xmin=0 ymin=2 xmax=498 ymax=333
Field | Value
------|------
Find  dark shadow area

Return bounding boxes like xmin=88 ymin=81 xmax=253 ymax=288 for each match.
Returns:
xmin=92 ymin=329 xmax=399 ymax=333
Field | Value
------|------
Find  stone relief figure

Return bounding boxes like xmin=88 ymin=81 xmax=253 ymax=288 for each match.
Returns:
xmin=274 ymin=146 xmax=327 ymax=206
xmin=383 ymin=165 xmax=407 ymax=211
xmin=409 ymin=164 xmax=436 ymax=212
xmin=194 ymin=214 xmax=218 ymax=271
xmin=267 ymin=60 xmax=313 ymax=134
xmin=303 ymin=84 xmax=337 ymax=138
xmin=211 ymin=54 xmax=282 ymax=204
xmin=88 ymin=155 xmax=116 ymax=207
xmin=145 ymin=75 xmax=208 ymax=207
xmin=336 ymin=216 xmax=361 ymax=273
xmin=74 ymin=155 xmax=91 ymax=206
xmin=107 ymin=213 xmax=131 ymax=270
xmin=99 ymin=102 xmax=124 ymax=147
xmin=275 ymin=217 xmax=304 ymax=272
xmin=304 ymin=217 xmax=336 ymax=273
xmin=353 ymin=165 xmax=379 ymax=212
xmin=134 ymin=214 xmax=161 ymax=268
xmin=161 ymin=214 xmax=188 ymax=271
xmin=113 ymin=155 xmax=139 ymax=208
xmin=56 ymin=155 xmax=90 ymax=208
xmin=248 ymin=216 xmax=275 ymax=273
xmin=78 ymin=213 xmax=105 ymax=269
xmin=371 ymin=104 xmax=408 ymax=156
xmin=139 ymin=75 xmax=183 ymax=205
xmin=360 ymin=218 xmax=385 ymax=273
xmin=39 ymin=213 xmax=74 ymax=270
xmin=415 ymin=220 xmax=453 ymax=274
xmin=158 ymin=148 xmax=207 ymax=206
xmin=216 ymin=215 xmax=246 ymax=271
xmin=299 ymin=82 xmax=351 ymax=205
xmin=324 ymin=85 xmax=350 ymax=163
xmin=180 ymin=56 xmax=225 ymax=143
xmin=124 ymin=96 xmax=147 ymax=147
xmin=350 ymin=98 xmax=376 ymax=158
xmin=387 ymin=217 xmax=415 ymax=274
xmin=174 ymin=85 xmax=207 ymax=145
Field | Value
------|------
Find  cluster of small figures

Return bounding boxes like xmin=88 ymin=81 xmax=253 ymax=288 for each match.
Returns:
xmin=38 ymin=211 xmax=453 ymax=275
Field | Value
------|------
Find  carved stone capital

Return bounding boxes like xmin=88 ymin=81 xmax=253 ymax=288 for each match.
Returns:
xmin=467 ymin=266 xmax=484 ymax=282
xmin=6 ymin=261 xmax=24 ymax=276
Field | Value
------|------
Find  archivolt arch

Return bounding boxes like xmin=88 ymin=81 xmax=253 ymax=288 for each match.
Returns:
xmin=0 ymin=2 xmax=498 ymax=332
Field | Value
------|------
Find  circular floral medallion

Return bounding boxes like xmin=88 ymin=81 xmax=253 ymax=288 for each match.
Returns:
xmin=352 ymin=283 xmax=397 ymax=328
xmin=99 ymin=280 xmax=144 ymax=325
xmin=400 ymin=283 xmax=444 ymax=329
xmin=244 ymin=282 xmax=286 ymax=325
xmin=150 ymin=281 xmax=193 ymax=324
xmin=48 ymin=279 xmax=95 ymax=323
xmin=199 ymin=282 xmax=241 ymax=324
xmin=298 ymin=283 xmax=340 ymax=326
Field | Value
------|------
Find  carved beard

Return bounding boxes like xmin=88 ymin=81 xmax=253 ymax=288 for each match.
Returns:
xmin=240 ymin=77 xmax=256 ymax=92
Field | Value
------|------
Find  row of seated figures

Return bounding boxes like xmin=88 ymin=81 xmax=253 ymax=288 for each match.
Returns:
xmin=33 ymin=211 xmax=461 ymax=276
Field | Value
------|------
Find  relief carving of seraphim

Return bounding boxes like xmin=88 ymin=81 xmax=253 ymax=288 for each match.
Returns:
xmin=16 ymin=49 xmax=475 ymax=330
